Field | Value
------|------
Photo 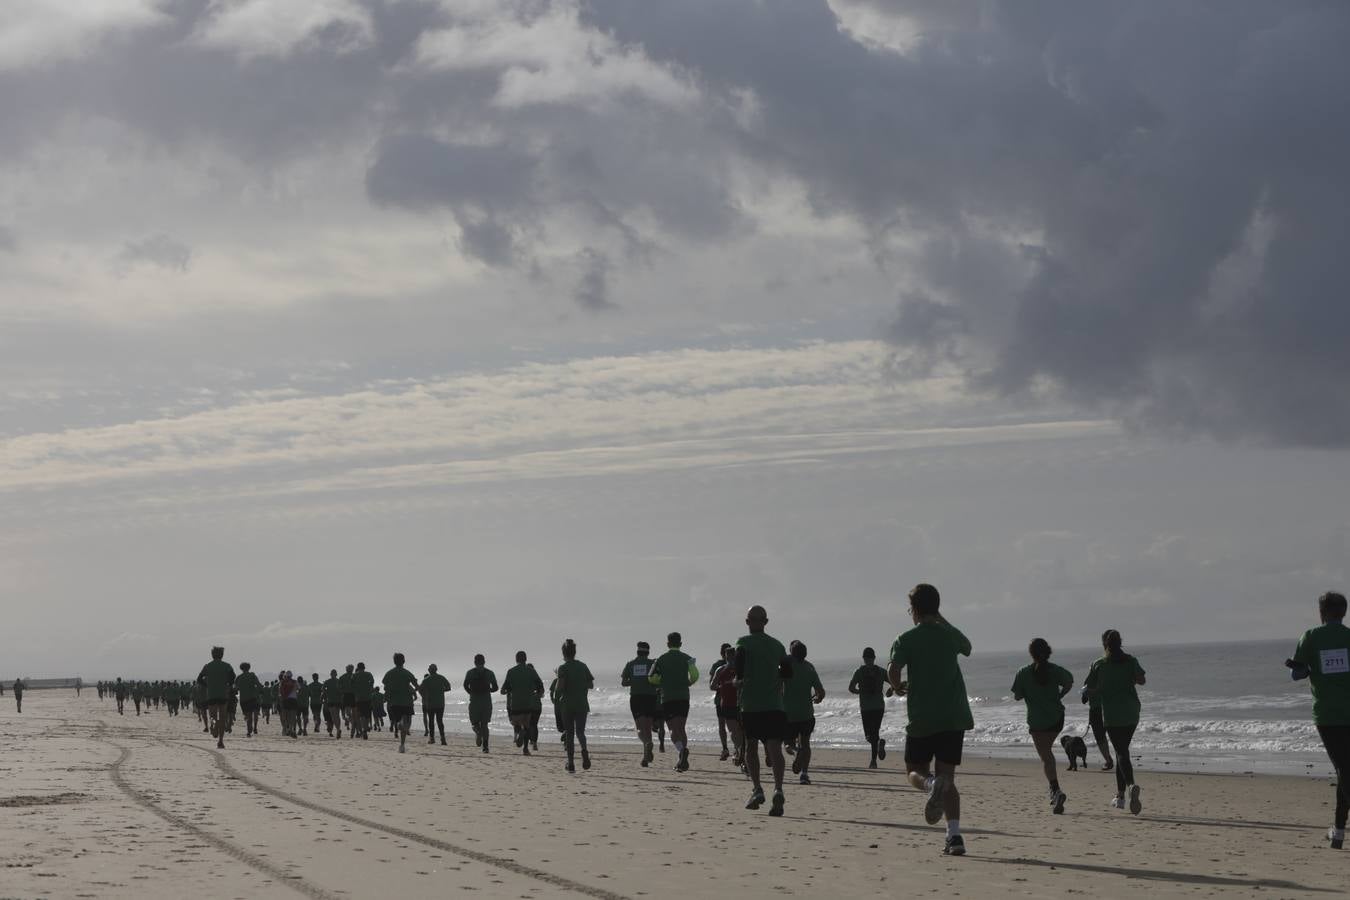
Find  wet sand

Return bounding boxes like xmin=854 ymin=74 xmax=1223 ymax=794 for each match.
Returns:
xmin=1 ymin=691 xmax=1344 ymax=899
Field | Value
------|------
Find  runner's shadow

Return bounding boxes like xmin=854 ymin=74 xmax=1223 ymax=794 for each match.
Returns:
xmin=811 ymin=816 xmax=1023 ymax=838
xmin=1140 ymin=813 xmax=1317 ymax=833
xmin=970 ymin=855 xmax=1338 ymax=892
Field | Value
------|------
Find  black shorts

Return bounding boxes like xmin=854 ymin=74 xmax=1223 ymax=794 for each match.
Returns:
xmin=785 ymin=717 xmax=816 ymax=743
xmin=310 ymin=701 xmax=323 ymax=711
xmin=662 ymin=699 xmax=690 ymax=720
xmin=282 ymin=698 xmax=299 ymax=711
xmin=341 ymin=693 xmax=355 ymax=707
xmin=240 ymin=699 xmax=259 ymax=713
xmin=741 ymin=710 xmax=788 ymax=742
xmin=904 ymin=730 xmax=965 ymax=767
xmin=388 ymin=705 xmax=414 ymax=720
xmin=356 ymin=700 xmax=371 ymax=715
xmin=717 ymin=705 xmax=740 ymax=722
xmin=629 ymin=694 xmax=659 ymax=719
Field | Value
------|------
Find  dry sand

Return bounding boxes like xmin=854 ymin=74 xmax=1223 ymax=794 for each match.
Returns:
xmin=1 ymin=691 xmax=1344 ymax=899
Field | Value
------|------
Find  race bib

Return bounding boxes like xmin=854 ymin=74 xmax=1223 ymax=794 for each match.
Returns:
xmin=631 ymin=664 xmax=649 ymax=677
xmin=1320 ymin=648 xmax=1349 ymax=675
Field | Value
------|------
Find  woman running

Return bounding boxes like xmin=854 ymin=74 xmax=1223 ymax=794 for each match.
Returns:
xmin=1011 ymin=638 xmax=1073 ymax=814
xmin=1084 ymin=629 xmax=1146 ymax=814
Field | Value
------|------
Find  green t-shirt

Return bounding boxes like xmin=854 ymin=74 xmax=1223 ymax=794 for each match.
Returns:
xmin=338 ymin=672 xmax=353 ymax=696
xmin=297 ymin=681 xmax=311 ymax=705
xmin=649 ymin=649 xmax=697 ymax=702
xmin=307 ymin=681 xmax=323 ymax=705
xmin=1011 ymin=662 xmax=1074 ymax=731
xmin=1293 ymin=623 xmax=1350 ymax=726
xmin=502 ymin=664 xmax=543 ymax=712
xmin=463 ymin=667 xmax=498 ymax=696
xmin=556 ymin=659 xmax=593 ymax=715
xmin=736 ymin=632 xmax=788 ymax=713
xmin=419 ymin=673 xmax=451 ymax=710
xmin=621 ymin=656 xmax=658 ymax=696
xmin=783 ymin=659 xmax=823 ymax=723
xmin=850 ymin=663 xmax=888 ymax=712
xmin=889 ymin=620 xmax=974 ymax=737
xmin=351 ymin=670 xmax=375 ymax=701
xmin=1085 ymin=655 xmax=1145 ymax=728
xmin=381 ymin=666 xmax=419 ymax=707
xmin=198 ymin=659 xmax=236 ymax=702
xmin=322 ymin=677 xmax=341 ymax=705
xmin=371 ymin=688 xmax=384 ymax=707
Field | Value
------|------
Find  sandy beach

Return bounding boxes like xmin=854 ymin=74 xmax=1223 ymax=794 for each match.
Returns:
xmin=1 ymin=691 xmax=1344 ymax=899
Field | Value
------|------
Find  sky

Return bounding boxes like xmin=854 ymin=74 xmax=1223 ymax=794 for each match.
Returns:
xmin=2 ymin=0 xmax=1347 ymax=680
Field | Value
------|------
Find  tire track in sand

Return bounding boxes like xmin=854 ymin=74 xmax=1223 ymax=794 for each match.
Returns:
xmin=187 ymin=743 xmax=629 ymax=900
xmin=98 ymin=728 xmax=340 ymax=900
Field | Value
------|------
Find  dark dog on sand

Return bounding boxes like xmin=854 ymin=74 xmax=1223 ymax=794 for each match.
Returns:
xmin=1060 ymin=734 xmax=1088 ymax=771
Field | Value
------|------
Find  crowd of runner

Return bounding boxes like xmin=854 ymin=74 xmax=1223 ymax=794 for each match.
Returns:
xmin=71 ymin=586 xmax=1349 ymax=856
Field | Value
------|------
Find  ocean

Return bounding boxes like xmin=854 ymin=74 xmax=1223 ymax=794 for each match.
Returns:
xmin=435 ymin=639 xmax=1333 ymax=776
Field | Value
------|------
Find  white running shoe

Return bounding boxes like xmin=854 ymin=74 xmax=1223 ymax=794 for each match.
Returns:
xmin=1110 ymin=794 xmax=1126 ymax=810
xmin=1328 ymin=827 xmax=1344 ymax=850
xmin=924 ymin=776 xmax=946 ymax=825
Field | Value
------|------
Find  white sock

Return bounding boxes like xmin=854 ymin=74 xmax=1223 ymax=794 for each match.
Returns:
xmin=1332 ymin=826 xmax=1346 ymax=839
xmin=946 ymin=819 xmax=960 ymax=837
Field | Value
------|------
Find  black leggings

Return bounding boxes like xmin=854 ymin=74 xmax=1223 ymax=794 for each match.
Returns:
xmin=861 ymin=709 xmax=884 ymax=747
xmin=1318 ymin=725 xmax=1350 ymax=830
xmin=427 ymin=709 xmax=445 ymax=739
xmin=562 ymin=712 xmax=589 ymax=758
xmin=1106 ymin=725 xmax=1136 ymax=794
xmin=1089 ymin=705 xmax=1113 ymax=760
xmin=528 ymin=709 xmax=542 ymax=743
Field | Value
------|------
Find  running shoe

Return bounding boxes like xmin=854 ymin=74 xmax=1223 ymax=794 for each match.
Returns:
xmin=720 ymin=749 xmax=730 ymax=761
xmin=1328 ymin=827 xmax=1344 ymax=850
xmin=877 ymin=738 xmax=887 ymax=761
xmin=746 ymin=788 xmax=765 ymax=810
xmin=1102 ymin=760 xmax=1114 ymax=771
xmin=924 ymin=776 xmax=946 ymax=825
xmin=677 ymin=748 xmax=690 ymax=772
xmin=1128 ymin=784 xmax=1142 ymax=815
xmin=869 ymin=760 xmax=878 ymax=770
xmin=769 ymin=792 xmax=785 ymax=817
xmin=799 ymin=773 xmax=811 ymax=785
xmin=566 ymin=760 xmax=576 ymax=773
xmin=1052 ymin=790 xmax=1067 ymax=815
xmin=943 ymin=835 xmax=965 ymax=857
xmin=791 ymin=757 xmax=802 ymax=775
xmin=398 ymin=744 xmax=406 ymax=753
xmin=1110 ymin=794 xmax=1126 ymax=810
xmin=582 ymin=752 xmax=592 ymax=770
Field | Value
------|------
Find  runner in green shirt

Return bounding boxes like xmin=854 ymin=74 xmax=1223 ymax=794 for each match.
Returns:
xmin=888 ymin=584 xmax=973 ymax=856
xmin=1289 ymin=591 xmax=1350 ymax=849
xmin=648 ymin=632 xmax=699 ymax=772
xmin=419 ymin=664 xmax=451 ymax=746
xmin=621 ymin=641 xmax=659 ymax=766
xmin=197 ymin=646 xmax=236 ymax=749
xmin=556 ymin=639 xmax=594 ymax=773
xmin=849 ymin=648 xmax=890 ymax=769
xmin=322 ymin=669 xmax=343 ymax=738
xmin=338 ymin=665 xmax=356 ymax=736
xmin=352 ymin=662 xmax=376 ymax=739
xmin=370 ymin=686 xmax=386 ymax=732
xmin=784 ymin=641 xmax=825 ymax=785
xmin=501 ymin=652 xmax=545 ymax=756
xmin=382 ymin=653 xmax=420 ymax=753
xmin=735 ymin=605 xmax=791 ymax=816
xmin=463 ymin=655 xmax=499 ymax=753
xmin=1084 ymin=629 xmax=1146 ymax=814
xmin=235 ymin=663 xmax=263 ymax=737
xmin=1011 ymin=638 xmax=1074 ymax=815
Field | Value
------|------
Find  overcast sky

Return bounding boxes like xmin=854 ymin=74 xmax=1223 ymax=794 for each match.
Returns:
xmin=2 ymin=1 xmax=1347 ymax=679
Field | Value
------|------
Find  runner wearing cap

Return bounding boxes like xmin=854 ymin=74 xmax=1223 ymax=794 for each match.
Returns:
xmin=621 ymin=641 xmax=659 ymax=766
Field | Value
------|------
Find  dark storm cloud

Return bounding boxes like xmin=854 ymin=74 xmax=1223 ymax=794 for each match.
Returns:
xmin=584 ymin=0 xmax=1350 ymax=445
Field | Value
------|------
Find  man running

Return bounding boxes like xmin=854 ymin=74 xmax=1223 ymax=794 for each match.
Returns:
xmin=502 ymin=652 xmax=544 ymax=755
xmin=352 ymin=662 xmax=375 ymax=739
xmin=197 ymin=646 xmax=236 ymax=750
xmin=338 ymin=665 xmax=356 ymax=737
xmin=784 ymin=640 xmax=825 ymax=784
xmin=556 ymin=638 xmax=594 ymax=773
xmin=463 ymin=655 xmax=498 ymax=753
xmin=236 ymin=663 xmax=263 ymax=736
xmin=736 ymin=605 xmax=791 ymax=816
xmin=13 ymin=678 xmax=24 ymax=713
xmin=308 ymin=673 xmax=324 ymax=735
xmin=382 ymin=653 xmax=419 ymax=753
xmin=114 ymin=677 xmax=127 ymax=715
xmin=419 ymin=664 xmax=451 ymax=746
xmin=278 ymin=670 xmax=300 ymax=738
xmin=887 ymin=583 xmax=973 ymax=857
xmin=621 ymin=641 xmax=660 ymax=766
xmin=649 ymin=632 xmax=699 ymax=773
xmin=1289 ymin=591 xmax=1350 ymax=849
xmin=709 ymin=643 xmax=733 ymax=760
xmin=849 ymin=648 xmax=889 ymax=768
xmin=323 ymin=668 xmax=343 ymax=738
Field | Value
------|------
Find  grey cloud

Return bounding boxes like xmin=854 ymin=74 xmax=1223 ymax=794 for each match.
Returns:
xmin=584 ymin=0 xmax=1350 ymax=446
xmin=118 ymin=233 xmax=192 ymax=272
xmin=573 ymin=248 xmax=616 ymax=311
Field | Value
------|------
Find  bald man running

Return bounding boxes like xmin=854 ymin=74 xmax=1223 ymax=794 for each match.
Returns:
xmin=736 ymin=605 xmax=792 ymax=816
